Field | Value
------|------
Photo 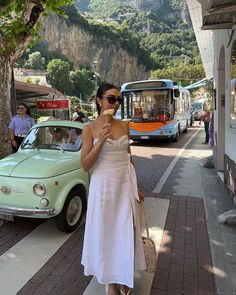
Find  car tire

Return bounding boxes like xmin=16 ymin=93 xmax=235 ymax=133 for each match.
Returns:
xmin=173 ymin=130 xmax=180 ymax=142
xmin=183 ymin=121 xmax=188 ymax=133
xmin=55 ymin=188 xmax=86 ymax=233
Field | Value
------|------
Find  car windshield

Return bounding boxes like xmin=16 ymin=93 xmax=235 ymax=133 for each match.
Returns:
xmin=123 ymin=89 xmax=173 ymax=122
xmin=21 ymin=126 xmax=82 ymax=152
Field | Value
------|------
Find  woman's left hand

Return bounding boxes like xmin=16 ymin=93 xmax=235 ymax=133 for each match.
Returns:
xmin=138 ymin=191 xmax=144 ymax=203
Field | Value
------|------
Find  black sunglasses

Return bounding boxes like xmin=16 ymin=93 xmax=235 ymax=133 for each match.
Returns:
xmin=103 ymin=95 xmax=124 ymax=104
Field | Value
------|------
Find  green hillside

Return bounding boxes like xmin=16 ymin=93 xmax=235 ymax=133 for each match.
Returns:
xmin=17 ymin=1 xmax=204 ymax=87
xmin=74 ymin=0 xmax=202 ymax=72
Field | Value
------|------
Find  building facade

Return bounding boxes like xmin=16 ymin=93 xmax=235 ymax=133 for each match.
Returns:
xmin=187 ymin=0 xmax=236 ymax=203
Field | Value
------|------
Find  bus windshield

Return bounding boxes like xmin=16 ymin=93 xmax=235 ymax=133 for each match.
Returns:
xmin=122 ymin=89 xmax=173 ymax=122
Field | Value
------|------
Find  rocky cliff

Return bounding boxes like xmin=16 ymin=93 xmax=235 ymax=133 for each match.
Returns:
xmin=41 ymin=16 xmax=149 ymax=85
xmin=122 ymin=0 xmax=191 ymax=27
xmin=122 ymin=0 xmax=165 ymax=11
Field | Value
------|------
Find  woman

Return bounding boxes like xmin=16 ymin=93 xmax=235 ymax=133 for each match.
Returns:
xmin=8 ymin=103 xmax=35 ymax=153
xmin=81 ymin=84 xmax=146 ymax=295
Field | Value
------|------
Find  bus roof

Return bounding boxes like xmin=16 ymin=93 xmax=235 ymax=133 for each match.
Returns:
xmin=121 ymin=79 xmax=177 ymax=92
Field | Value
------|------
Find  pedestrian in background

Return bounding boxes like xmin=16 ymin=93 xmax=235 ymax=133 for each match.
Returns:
xmin=8 ymin=103 xmax=35 ymax=153
xmin=72 ymin=105 xmax=86 ymax=122
xmin=81 ymin=83 xmax=146 ymax=295
xmin=209 ymin=112 xmax=214 ymax=147
xmin=199 ymin=110 xmax=211 ymax=144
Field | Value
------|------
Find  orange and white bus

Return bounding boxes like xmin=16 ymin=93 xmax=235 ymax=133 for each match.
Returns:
xmin=120 ymin=79 xmax=191 ymax=141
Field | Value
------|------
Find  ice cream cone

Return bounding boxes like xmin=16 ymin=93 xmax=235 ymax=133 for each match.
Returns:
xmin=103 ymin=109 xmax=114 ymax=123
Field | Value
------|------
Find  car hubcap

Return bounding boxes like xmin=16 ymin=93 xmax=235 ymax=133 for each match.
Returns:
xmin=67 ymin=196 xmax=82 ymax=226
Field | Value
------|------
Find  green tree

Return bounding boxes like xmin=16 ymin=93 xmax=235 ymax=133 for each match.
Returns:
xmin=150 ymin=63 xmax=205 ymax=86
xmin=46 ymin=59 xmax=71 ymax=94
xmin=0 ymin=0 xmax=73 ymax=158
xmin=89 ymin=0 xmax=132 ymax=18
xmin=24 ymin=51 xmax=45 ymax=70
xmin=69 ymin=68 xmax=95 ymax=99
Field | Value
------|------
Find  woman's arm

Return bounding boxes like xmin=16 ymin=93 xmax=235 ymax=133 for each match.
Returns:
xmin=80 ymin=123 xmax=112 ymax=172
xmin=8 ymin=127 xmax=17 ymax=148
xmin=8 ymin=128 xmax=15 ymax=141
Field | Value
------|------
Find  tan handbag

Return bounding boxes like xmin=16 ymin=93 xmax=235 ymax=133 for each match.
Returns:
xmin=141 ymin=203 xmax=157 ymax=273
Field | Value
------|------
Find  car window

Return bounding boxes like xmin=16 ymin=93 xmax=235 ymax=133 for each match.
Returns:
xmin=192 ymin=103 xmax=203 ymax=109
xmin=21 ymin=126 xmax=82 ymax=152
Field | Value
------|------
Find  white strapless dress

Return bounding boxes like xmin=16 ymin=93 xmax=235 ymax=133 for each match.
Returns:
xmin=81 ymin=135 xmax=146 ymax=288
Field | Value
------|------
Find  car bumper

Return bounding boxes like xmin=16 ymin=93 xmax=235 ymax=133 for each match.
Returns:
xmin=0 ymin=206 xmax=56 ymax=218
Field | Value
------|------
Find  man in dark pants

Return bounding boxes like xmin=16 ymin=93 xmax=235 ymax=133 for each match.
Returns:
xmin=199 ymin=110 xmax=211 ymax=144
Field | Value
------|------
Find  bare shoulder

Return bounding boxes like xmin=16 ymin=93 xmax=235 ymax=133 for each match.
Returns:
xmin=82 ymin=123 xmax=93 ymax=137
xmin=83 ymin=123 xmax=92 ymax=132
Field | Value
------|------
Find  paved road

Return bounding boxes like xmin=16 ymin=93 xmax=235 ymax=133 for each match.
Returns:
xmin=0 ymin=123 xmax=234 ymax=294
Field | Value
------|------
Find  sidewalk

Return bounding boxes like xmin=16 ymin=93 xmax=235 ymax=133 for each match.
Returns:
xmin=149 ymin=193 xmax=215 ymax=295
xmin=149 ymin=129 xmax=236 ymax=295
xmin=15 ymin=128 xmax=236 ymax=295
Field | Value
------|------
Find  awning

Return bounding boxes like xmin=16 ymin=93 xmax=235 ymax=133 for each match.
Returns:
xmin=15 ymin=80 xmax=65 ymax=107
xmin=185 ymin=78 xmax=209 ymax=90
xmin=201 ymin=0 xmax=236 ymax=30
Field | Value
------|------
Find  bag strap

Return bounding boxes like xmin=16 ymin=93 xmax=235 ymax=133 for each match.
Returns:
xmin=141 ymin=203 xmax=150 ymax=238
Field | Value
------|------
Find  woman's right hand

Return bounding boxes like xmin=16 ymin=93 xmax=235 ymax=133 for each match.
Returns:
xmin=98 ymin=123 xmax=112 ymax=143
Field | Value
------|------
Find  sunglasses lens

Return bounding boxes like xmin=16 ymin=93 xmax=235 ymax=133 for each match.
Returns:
xmin=107 ymin=96 xmax=123 ymax=104
xmin=107 ymin=96 xmax=116 ymax=104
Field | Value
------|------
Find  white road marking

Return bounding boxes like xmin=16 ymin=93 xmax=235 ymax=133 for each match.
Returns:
xmin=0 ymin=219 xmax=72 ymax=295
xmin=153 ymin=128 xmax=201 ymax=193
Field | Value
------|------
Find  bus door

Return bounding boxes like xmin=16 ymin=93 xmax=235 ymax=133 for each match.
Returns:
xmin=174 ymin=90 xmax=188 ymax=132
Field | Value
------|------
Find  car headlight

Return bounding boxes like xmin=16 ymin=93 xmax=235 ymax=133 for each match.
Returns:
xmin=33 ymin=183 xmax=46 ymax=196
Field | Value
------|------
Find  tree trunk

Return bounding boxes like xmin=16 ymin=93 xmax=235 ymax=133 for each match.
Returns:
xmin=0 ymin=56 xmax=13 ymax=159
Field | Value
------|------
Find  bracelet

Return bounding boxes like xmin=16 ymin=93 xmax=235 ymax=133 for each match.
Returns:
xmin=93 ymin=142 xmax=101 ymax=153
xmin=93 ymin=145 xmax=98 ymax=152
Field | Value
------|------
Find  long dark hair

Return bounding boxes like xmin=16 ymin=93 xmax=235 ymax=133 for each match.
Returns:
xmin=95 ymin=83 xmax=120 ymax=115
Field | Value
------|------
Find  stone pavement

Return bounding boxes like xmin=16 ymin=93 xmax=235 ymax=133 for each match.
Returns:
xmin=149 ymin=193 xmax=215 ymax=295
xmin=151 ymin=128 xmax=236 ymax=295
xmin=11 ymin=128 xmax=236 ymax=294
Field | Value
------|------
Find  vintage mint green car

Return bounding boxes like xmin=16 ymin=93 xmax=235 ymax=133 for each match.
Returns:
xmin=0 ymin=120 xmax=89 ymax=232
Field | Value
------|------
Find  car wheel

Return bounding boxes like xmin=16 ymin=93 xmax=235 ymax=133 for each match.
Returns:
xmin=172 ymin=130 xmax=180 ymax=142
xmin=183 ymin=121 xmax=188 ymax=133
xmin=55 ymin=189 xmax=86 ymax=233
